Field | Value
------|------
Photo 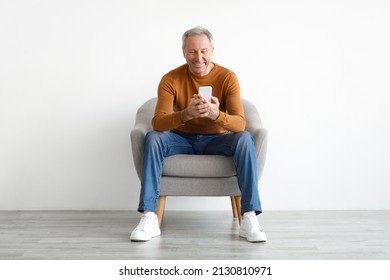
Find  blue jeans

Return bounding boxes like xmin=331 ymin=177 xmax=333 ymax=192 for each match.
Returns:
xmin=137 ymin=131 xmax=262 ymax=215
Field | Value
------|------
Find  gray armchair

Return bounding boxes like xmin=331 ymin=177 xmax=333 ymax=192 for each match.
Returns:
xmin=130 ymin=97 xmax=267 ymax=226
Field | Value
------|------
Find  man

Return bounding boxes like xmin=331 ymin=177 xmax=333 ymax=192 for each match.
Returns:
xmin=130 ymin=26 xmax=267 ymax=243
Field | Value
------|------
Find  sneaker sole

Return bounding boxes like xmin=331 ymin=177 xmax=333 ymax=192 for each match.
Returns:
xmin=241 ymin=235 xmax=267 ymax=243
xmin=130 ymin=232 xmax=160 ymax=242
xmin=239 ymin=231 xmax=267 ymax=243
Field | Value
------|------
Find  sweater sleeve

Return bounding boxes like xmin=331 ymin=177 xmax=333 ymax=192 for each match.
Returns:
xmin=151 ymin=75 xmax=183 ymax=132
xmin=214 ymin=72 xmax=246 ymax=132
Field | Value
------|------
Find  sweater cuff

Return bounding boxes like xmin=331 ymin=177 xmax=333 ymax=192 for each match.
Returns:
xmin=173 ymin=111 xmax=185 ymax=127
xmin=214 ymin=111 xmax=225 ymax=126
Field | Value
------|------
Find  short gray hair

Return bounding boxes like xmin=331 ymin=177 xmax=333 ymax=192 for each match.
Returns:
xmin=182 ymin=26 xmax=214 ymax=49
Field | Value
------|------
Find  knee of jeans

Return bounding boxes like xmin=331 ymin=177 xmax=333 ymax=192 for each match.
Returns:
xmin=144 ymin=131 xmax=164 ymax=148
xmin=237 ymin=131 xmax=254 ymax=145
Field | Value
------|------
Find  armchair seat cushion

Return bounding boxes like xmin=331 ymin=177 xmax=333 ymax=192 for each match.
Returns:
xmin=162 ymin=154 xmax=236 ymax=178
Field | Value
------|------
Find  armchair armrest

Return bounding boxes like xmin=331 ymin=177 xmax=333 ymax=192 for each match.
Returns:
xmin=130 ymin=98 xmax=156 ymax=180
xmin=251 ymin=127 xmax=268 ymax=179
xmin=242 ymin=98 xmax=267 ymax=179
xmin=131 ymin=126 xmax=148 ymax=180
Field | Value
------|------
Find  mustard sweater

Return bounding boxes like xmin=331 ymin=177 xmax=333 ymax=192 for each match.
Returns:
xmin=152 ymin=63 xmax=245 ymax=134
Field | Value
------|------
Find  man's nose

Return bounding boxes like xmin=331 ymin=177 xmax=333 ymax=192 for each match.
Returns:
xmin=195 ymin=51 xmax=202 ymax=60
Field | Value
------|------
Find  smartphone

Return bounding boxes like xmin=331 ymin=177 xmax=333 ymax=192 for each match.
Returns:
xmin=198 ymin=86 xmax=212 ymax=102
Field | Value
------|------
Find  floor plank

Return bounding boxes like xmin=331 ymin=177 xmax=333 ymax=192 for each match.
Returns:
xmin=0 ymin=210 xmax=389 ymax=260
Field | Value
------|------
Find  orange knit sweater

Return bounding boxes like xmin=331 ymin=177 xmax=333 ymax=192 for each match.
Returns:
xmin=152 ymin=63 xmax=245 ymax=134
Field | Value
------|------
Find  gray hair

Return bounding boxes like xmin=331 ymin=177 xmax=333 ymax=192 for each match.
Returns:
xmin=182 ymin=26 xmax=214 ymax=49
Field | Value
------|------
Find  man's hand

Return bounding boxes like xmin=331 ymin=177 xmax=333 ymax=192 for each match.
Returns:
xmin=208 ymin=96 xmax=220 ymax=120
xmin=180 ymin=94 xmax=220 ymax=123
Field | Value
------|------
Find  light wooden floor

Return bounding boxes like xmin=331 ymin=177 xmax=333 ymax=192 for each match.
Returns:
xmin=0 ymin=210 xmax=389 ymax=260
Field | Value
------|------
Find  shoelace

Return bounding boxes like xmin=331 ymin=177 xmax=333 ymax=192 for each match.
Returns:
xmin=246 ymin=213 xmax=263 ymax=232
xmin=135 ymin=214 xmax=152 ymax=230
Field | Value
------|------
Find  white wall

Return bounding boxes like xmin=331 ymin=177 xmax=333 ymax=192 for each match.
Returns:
xmin=1 ymin=0 xmax=389 ymax=211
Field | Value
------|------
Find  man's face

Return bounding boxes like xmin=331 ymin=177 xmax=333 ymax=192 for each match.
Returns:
xmin=183 ymin=34 xmax=214 ymax=77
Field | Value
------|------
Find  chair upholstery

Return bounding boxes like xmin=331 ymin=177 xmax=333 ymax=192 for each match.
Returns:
xmin=130 ymin=97 xmax=267 ymax=226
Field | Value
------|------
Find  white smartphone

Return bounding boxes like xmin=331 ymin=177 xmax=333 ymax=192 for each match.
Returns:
xmin=198 ymin=86 xmax=212 ymax=102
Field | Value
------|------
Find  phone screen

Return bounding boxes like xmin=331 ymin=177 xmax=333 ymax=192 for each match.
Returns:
xmin=198 ymin=86 xmax=212 ymax=102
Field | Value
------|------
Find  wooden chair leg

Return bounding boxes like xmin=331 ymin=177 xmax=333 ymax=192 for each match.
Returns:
xmin=234 ymin=196 xmax=242 ymax=224
xmin=230 ymin=196 xmax=238 ymax=218
xmin=156 ymin=196 xmax=166 ymax=228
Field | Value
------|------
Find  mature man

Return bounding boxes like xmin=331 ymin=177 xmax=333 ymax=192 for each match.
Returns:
xmin=130 ymin=26 xmax=266 ymax=243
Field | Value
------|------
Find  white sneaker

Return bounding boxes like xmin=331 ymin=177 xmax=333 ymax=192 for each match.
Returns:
xmin=130 ymin=212 xmax=160 ymax=242
xmin=239 ymin=212 xmax=267 ymax=242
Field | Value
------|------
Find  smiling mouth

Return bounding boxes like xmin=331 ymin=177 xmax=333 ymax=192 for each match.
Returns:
xmin=193 ymin=63 xmax=205 ymax=68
